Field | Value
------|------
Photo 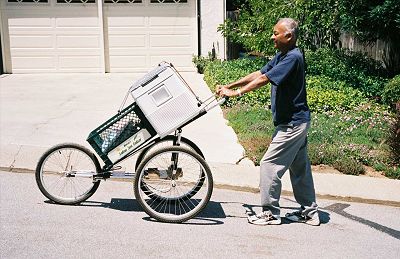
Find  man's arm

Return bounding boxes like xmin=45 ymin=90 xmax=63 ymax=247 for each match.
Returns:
xmin=239 ymin=72 xmax=269 ymax=94
xmin=218 ymin=72 xmax=270 ymax=97
xmin=224 ymin=71 xmax=263 ymax=89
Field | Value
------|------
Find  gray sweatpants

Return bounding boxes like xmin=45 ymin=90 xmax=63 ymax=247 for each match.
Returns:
xmin=260 ymin=122 xmax=318 ymax=218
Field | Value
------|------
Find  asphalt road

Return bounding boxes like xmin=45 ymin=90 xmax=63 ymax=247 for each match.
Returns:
xmin=1 ymin=170 xmax=399 ymax=258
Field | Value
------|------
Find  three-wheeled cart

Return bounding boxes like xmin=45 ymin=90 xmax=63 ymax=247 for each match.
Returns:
xmin=35 ymin=62 xmax=226 ymax=223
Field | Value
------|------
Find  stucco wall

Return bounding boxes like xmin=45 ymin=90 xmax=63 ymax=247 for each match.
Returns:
xmin=200 ymin=0 xmax=225 ymax=59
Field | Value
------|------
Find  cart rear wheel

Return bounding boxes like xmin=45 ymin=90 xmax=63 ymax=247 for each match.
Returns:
xmin=35 ymin=143 xmax=101 ymax=205
xmin=135 ymin=136 xmax=206 ymax=204
xmin=134 ymin=146 xmax=213 ymax=223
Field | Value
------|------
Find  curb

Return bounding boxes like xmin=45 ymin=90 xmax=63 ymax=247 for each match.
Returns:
xmin=208 ymin=162 xmax=400 ymax=206
xmin=3 ymin=165 xmax=400 ymax=208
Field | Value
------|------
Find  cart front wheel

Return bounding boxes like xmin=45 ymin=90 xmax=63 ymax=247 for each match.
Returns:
xmin=134 ymin=146 xmax=213 ymax=223
xmin=35 ymin=143 xmax=101 ymax=205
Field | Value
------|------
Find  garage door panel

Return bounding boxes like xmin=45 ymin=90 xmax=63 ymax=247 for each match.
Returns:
xmin=8 ymin=17 xmax=52 ymax=28
xmin=57 ymin=35 xmax=100 ymax=49
xmin=107 ymin=29 xmax=149 ymax=35
xmin=56 ymin=16 xmax=99 ymax=28
xmin=149 ymin=16 xmax=191 ymax=27
xmin=108 ymin=35 xmax=146 ymax=48
xmin=10 ymin=35 xmax=53 ymax=48
xmin=109 ymin=55 xmax=148 ymax=72
xmin=108 ymin=48 xmax=148 ymax=56
xmin=150 ymin=54 xmax=193 ymax=68
xmin=59 ymin=56 xmax=100 ymax=69
xmin=107 ymin=16 xmax=146 ymax=27
xmin=12 ymin=56 xmax=55 ymax=70
xmin=150 ymin=34 xmax=192 ymax=48
xmin=8 ymin=29 xmax=54 ymax=35
xmin=149 ymin=49 xmax=194 ymax=55
xmin=8 ymin=18 xmax=53 ymax=34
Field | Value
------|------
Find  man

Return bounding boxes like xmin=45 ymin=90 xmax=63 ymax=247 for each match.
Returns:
xmin=216 ymin=18 xmax=319 ymax=226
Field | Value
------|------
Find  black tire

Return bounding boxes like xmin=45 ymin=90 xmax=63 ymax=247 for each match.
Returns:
xmin=134 ymin=146 xmax=213 ymax=223
xmin=35 ymin=143 xmax=101 ymax=205
xmin=135 ymin=135 xmax=204 ymax=170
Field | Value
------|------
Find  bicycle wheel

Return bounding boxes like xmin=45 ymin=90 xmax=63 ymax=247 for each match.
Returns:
xmin=35 ymin=143 xmax=101 ymax=205
xmin=134 ymin=146 xmax=213 ymax=223
xmin=136 ymin=136 xmax=206 ymax=204
xmin=135 ymin=135 xmax=204 ymax=170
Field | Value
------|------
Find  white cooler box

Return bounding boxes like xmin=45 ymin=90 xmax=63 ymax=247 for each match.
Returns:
xmin=129 ymin=63 xmax=202 ymax=138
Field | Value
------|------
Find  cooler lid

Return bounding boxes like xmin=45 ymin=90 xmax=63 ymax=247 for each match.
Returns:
xmin=129 ymin=63 xmax=169 ymax=92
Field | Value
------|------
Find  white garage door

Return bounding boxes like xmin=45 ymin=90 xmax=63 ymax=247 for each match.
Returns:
xmin=1 ymin=0 xmax=102 ymax=73
xmin=104 ymin=0 xmax=197 ymax=72
xmin=1 ymin=0 xmax=197 ymax=73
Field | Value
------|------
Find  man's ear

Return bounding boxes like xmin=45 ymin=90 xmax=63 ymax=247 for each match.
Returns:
xmin=285 ymin=32 xmax=293 ymax=42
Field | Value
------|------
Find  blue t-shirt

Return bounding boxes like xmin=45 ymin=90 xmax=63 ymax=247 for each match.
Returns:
xmin=260 ymin=47 xmax=310 ymax=126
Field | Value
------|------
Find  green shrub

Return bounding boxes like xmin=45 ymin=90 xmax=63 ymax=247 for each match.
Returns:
xmin=373 ymin=163 xmax=386 ymax=172
xmin=204 ymin=57 xmax=270 ymax=107
xmin=384 ymin=167 xmax=400 ymax=180
xmin=318 ymin=103 xmax=393 ymax=142
xmin=192 ymin=52 xmax=216 ymax=74
xmin=387 ymin=106 xmax=400 ymax=165
xmin=307 ymin=75 xmax=366 ymax=112
xmin=204 ymin=57 xmax=268 ymax=85
xmin=307 ymin=109 xmax=393 ymax=174
xmin=308 ymin=144 xmax=341 ymax=166
xmin=203 ymin=57 xmax=374 ymax=112
xmin=332 ymin=157 xmax=365 ymax=176
xmin=382 ymin=75 xmax=400 ymax=106
xmin=309 ymin=142 xmax=368 ymax=176
xmin=305 ymin=48 xmax=387 ymax=98
xmin=373 ymin=164 xmax=400 ymax=180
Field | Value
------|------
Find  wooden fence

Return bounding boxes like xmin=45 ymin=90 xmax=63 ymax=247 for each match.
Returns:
xmin=340 ymin=32 xmax=389 ymax=64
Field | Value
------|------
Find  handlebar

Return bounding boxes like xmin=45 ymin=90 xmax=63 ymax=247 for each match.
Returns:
xmin=217 ymin=96 xmax=229 ymax=105
xmin=201 ymin=95 xmax=229 ymax=113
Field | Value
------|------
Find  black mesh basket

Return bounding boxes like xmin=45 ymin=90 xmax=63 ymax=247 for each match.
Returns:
xmin=87 ymin=102 xmax=156 ymax=167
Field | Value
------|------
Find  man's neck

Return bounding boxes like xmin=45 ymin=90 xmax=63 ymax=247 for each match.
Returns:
xmin=280 ymin=45 xmax=296 ymax=55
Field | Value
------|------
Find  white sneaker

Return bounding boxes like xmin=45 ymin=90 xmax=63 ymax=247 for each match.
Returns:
xmin=285 ymin=210 xmax=320 ymax=226
xmin=247 ymin=211 xmax=281 ymax=225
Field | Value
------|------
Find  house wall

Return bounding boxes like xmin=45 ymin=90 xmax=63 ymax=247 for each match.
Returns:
xmin=200 ymin=0 xmax=225 ymax=59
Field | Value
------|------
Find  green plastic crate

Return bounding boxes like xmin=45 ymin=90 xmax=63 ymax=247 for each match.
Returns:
xmin=87 ymin=102 xmax=156 ymax=167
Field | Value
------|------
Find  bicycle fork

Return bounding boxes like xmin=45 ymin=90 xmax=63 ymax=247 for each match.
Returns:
xmin=169 ymin=129 xmax=182 ymax=181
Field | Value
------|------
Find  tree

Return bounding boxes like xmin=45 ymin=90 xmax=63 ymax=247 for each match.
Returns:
xmin=221 ymin=0 xmax=399 ymax=75
xmin=219 ymin=0 xmax=297 ymax=55
xmin=219 ymin=0 xmax=345 ymax=55
xmin=298 ymin=0 xmax=344 ymax=50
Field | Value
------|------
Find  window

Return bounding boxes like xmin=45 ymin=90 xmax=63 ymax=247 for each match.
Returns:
xmin=56 ymin=0 xmax=96 ymax=3
xmin=150 ymin=0 xmax=187 ymax=3
xmin=7 ymin=0 xmax=48 ymax=3
xmin=104 ymin=0 xmax=142 ymax=3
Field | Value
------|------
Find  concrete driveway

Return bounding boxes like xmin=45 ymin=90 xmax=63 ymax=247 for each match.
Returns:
xmin=0 ymin=72 xmax=248 ymax=171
